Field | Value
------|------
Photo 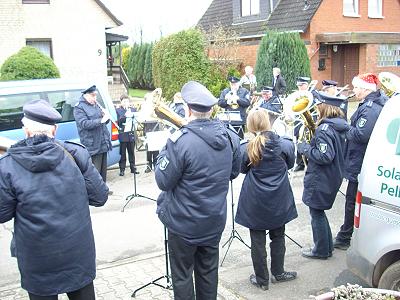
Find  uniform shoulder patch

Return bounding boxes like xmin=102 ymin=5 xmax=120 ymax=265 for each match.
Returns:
xmin=321 ymin=124 xmax=329 ymax=131
xmin=64 ymin=140 xmax=86 ymax=148
xmin=169 ymin=129 xmax=187 ymax=143
xmin=319 ymin=143 xmax=328 ymax=153
xmin=159 ymin=156 xmax=170 ymax=171
xmin=358 ymin=117 xmax=367 ymax=128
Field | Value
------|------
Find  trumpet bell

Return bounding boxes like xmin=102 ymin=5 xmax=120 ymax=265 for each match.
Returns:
xmin=378 ymin=72 xmax=400 ymax=97
xmin=284 ymin=90 xmax=314 ymax=115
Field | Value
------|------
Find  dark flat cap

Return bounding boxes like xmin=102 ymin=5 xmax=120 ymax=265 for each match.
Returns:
xmin=227 ymin=76 xmax=240 ymax=83
xmin=316 ymin=91 xmax=346 ymax=108
xmin=23 ymin=99 xmax=62 ymax=125
xmin=82 ymin=85 xmax=97 ymax=94
xmin=296 ymin=77 xmax=310 ymax=84
xmin=181 ymin=81 xmax=217 ymax=112
xmin=261 ymin=86 xmax=274 ymax=92
xmin=322 ymin=80 xmax=338 ymax=87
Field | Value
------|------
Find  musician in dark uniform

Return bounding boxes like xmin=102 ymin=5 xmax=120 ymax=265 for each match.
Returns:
xmin=333 ymin=73 xmax=387 ymax=250
xmin=235 ymin=108 xmax=297 ymax=291
xmin=116 ymin=94 xmax=138 ymax=176
xmin=258 ymin=86 xmax=283 ymax=114
xmin=0 ymin=99 xmax=108 ymax=300
xmin=74 ymin=85 xmax=112 ymax=183
xmin=218 ymin=76 xmax=251 ymax=138
xmin=155 ymin=81 xmax=241 ymax=300
xmin=297 ymin=92 xmax=348 ymax=259
xmin=170 ymin=92 xmax=186 ymax=118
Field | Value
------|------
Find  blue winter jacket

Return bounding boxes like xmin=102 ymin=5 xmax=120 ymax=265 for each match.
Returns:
xmin=301 ymin=117 xmax=348 ymax=210
xmin=235 ymin=132 xmax=298 ymax=230
xmin=73 ymin=96 xmax=112 ymax=156
xmin=116 ymin=107 xmax=136 ymax=142
xmin=0 ymin=135 xmax=108 ymax=296
xmin=344 ymin=90 xmax=387 ymax=182
xmin=155 ymin=119 xmax=241 ymax=246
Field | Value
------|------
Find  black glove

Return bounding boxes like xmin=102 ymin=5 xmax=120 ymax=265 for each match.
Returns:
xmin=297 ymin=141 xmax=310 ymax=155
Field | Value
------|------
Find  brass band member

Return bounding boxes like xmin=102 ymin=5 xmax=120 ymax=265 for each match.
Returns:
xmin=218 ymin=76 xmax=251 ymax=138
xmin=235 ymin=108 xmax=297 ymax=291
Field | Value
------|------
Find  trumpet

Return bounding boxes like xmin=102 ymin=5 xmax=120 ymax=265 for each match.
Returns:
xmin=378 ymin=72 xmax=400 ymax=97
xmin=226 ymin=91 xmax=240 ymax=109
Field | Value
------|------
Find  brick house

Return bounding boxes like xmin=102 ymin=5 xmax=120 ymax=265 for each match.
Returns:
xmin=0 ymin=0 xmax=127 ymax=89
xmin=198 ymin=0 xmax=400 ymax=88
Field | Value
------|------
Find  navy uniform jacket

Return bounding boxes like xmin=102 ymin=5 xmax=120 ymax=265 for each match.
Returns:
xmin=235 ymin=132 xmax=297 ymax=230
xmin=116 ymin=107 xmax=136 ymax=142
xmin=155 ymin=119 xmax=241 ymax=246
xmin=301 ymin=117 xmax=348 ymax=210
xmin=344 ymin=90 xmax=387 ymax=182
xmin=218 ymin=87 xmax=251 ymax=125
xmin=0 ymin=135 xmax=108 ymax=296
xmin=73 ymin=96 xmax=112 ymax=156
xmin=259 ymin=95 xmax=282 ymax=114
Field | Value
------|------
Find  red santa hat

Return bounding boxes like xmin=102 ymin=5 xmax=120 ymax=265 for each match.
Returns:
xmin=352 ymin=73 xmax=378 ymax=91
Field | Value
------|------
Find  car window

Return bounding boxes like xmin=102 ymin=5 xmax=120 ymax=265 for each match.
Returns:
xmin=0 ymin=89 xmax=105 ymax=131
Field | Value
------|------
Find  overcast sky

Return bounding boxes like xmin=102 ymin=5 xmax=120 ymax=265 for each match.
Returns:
xmin=102 ymin=0 xmax=213 ymax=43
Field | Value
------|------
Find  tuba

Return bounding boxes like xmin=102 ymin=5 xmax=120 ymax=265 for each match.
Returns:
xmin=378 ymin=72 xmax=400 ymax=97
xmin=284 ymin=90 xmax=316 ymax=143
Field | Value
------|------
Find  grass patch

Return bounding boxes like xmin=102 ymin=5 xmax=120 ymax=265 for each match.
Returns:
xmin=128 ymin=88 xmax=150 ymax=98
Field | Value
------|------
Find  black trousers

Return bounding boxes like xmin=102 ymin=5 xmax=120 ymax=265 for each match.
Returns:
xmin=336 ymin=180 xmax=358 ymax=243
xmin=147 ymin=151 xmax=159 ymax=170
xmin=119 ymin=141 xmax=136 ymax=172
xmin=168 ymin=231 xmax=219 ymax=300
xmin=91 ymin=152 xmax=107 ymax=182
xmin=250 ymin=226 xmax=286 ymax=286
xmin=28 ymin=282 xmax=95 ymax=300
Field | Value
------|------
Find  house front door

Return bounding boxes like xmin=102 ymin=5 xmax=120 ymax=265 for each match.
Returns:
xmin=331 ymin=44 xmax=359 ymax=88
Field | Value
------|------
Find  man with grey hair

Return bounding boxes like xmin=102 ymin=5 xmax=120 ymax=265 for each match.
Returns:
xmin=0 ymin=99 xmax=108 ymax=300
xmin=272 ymin=67 xmax=287 ymax=96
xmin=155 ymin=81 xmax=241 ymax=300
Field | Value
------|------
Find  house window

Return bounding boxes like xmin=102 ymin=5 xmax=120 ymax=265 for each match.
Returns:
xmin=368 ymin=0 xmax=383 ymax=18
xmin=22 ymin=0 xmax=50 ymax=3
xmin=377 ymin=44 xmax=400 ymax=67
xmin=343 ymin=0 xmax=359 ymax=17
xmin=241 ymin=0 xmax=260 ymax=17
xmin=26 ymin=39 xmax=53 ymax=58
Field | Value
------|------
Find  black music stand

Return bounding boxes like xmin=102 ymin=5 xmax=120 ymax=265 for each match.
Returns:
xmin=266 ymin=231 xmax=303 ymax=248
xmin=220 ymin=180 xmax=251 ymax=266
xmin=132 ymin=225 xmax=172 ymax=297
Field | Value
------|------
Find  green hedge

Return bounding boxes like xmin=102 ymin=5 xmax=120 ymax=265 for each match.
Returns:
xmin=0 ymin=46 xmax=60 ymax=81
xmin=152 ymin=28 xmax=211 ymax=100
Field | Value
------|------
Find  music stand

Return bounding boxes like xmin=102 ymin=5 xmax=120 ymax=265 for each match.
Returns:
xmin=132 ymin=225 xmax=172 ymax=297
xmin=220 ymin=180 xmax=251 ymax=267
xmin=266 ymin=231 xmax=303 ymax=248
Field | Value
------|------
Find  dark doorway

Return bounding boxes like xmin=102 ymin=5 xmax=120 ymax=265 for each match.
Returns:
xmin=331 ymin=44 xmax=359 ymax=87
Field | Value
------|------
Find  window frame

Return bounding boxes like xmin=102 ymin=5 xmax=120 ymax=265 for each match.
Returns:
xmin=343 ymin=0 xmax=360 ymax=17
xmin=26 ymin=38 xmax=53 ymax=59
xmin=368 ymin=0 xmax=383 ymax=18
xmin=22 ymin=0 xmax=50 ymax=3
xmin=241 ymin=0 xmax=260 ymax=17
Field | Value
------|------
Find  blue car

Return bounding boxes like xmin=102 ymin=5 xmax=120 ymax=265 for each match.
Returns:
xmin=0 ymin=79 xmax=120 ymax=166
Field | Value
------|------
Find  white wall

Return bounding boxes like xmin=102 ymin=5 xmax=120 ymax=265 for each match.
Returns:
xmin=0 ymin=0 xmax=118 ymax=88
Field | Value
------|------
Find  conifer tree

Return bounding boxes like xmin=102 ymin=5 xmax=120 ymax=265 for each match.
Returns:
xmin=144 ymin=43 xmax=153 ymax=89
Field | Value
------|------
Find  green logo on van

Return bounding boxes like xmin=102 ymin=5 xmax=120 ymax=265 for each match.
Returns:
xmin=387 ymin=119 xmax=400 ymax=155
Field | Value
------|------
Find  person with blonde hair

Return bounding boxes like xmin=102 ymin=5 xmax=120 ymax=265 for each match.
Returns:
xmin=235 ymin=108 xmax=297 ymax=291
xmin=297 ymin=92 xmax=349 ymax=259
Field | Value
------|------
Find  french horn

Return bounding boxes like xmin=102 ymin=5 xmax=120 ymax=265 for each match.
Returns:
xmin=378 ymin=72 xmax=400 ymax=97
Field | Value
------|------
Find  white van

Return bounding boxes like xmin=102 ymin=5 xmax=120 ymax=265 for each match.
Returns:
xmin=347 ymin=94 xmax=400 ymax=290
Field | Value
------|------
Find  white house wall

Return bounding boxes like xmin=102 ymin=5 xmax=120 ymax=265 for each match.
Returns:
xmin=0 ymin=0 xmax=118 ymax=88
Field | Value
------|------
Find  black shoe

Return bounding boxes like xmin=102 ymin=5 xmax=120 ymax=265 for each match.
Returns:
xmin=249 ymin=274 xmax=268 ymax=291
xmin=271 ymin=271 xmax=297 ymax=283
xmin=301 ymin=248 xmax=328 ymax=260
xmin=333 ymin=239 xmax=350 ymax=250
xmin=130 ymin=169 xmax=139 ymax=174
xmin=108 ymin=190 xmax=113 ymax=195
xmin=119 ymin=170 xmax=125 ymax=176
xmin=144 ymin=166 xmax=152 ymax=173
xmin=294 ymin=165 xmax=305 ymax=172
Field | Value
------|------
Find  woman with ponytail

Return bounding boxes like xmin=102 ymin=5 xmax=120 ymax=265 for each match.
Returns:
xmin=235 ymin=108 xmax=298 ymax=291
